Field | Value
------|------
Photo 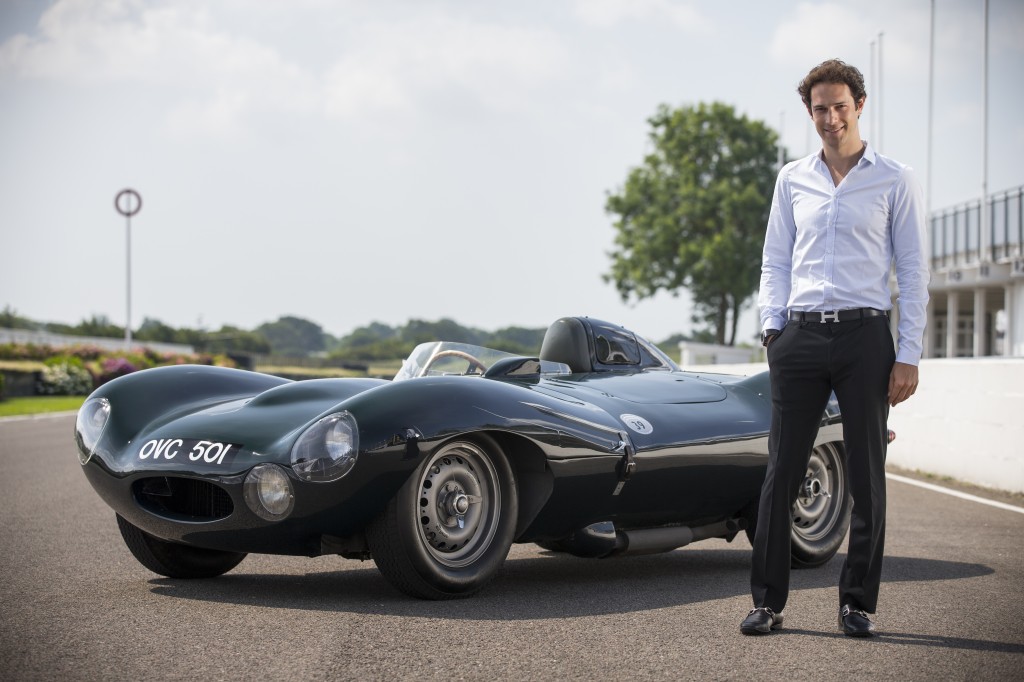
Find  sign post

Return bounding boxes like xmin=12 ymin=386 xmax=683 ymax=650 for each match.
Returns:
xmin=114 ymin=189 xmax=142 ymax=348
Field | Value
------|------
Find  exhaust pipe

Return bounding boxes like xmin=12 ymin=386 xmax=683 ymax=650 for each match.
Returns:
xmin=560 ymin=518 xmax=746 ymax=558
xmin=616 ymin=518 xmax=745 ymax=555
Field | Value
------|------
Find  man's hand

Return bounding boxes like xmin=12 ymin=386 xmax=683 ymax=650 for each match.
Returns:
xmin=888 ymin=362 xmax=919 ymax=406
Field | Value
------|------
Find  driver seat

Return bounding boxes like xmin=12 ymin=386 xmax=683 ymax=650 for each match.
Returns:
xmin=539 ymin=317 xmax=592 ymax=374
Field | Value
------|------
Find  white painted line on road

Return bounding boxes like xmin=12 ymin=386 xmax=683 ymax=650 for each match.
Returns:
xmin=886 ymin=472 xmax=1024 ymax=515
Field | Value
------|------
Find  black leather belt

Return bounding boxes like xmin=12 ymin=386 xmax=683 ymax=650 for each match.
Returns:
xmin=788 ymin=308 xmax=888 ymax=323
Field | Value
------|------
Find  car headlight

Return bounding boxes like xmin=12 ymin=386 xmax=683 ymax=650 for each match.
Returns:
xmin=244 ymin=464 xmax=295 ymax=521
xmin=290 ymin=411 xmax=359 ymax=482
xmin=75 ymin=397 xmax=110 ymax=465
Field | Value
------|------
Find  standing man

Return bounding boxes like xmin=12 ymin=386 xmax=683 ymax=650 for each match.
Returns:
xmin=740 ymin=59 xmax=929 ymax=637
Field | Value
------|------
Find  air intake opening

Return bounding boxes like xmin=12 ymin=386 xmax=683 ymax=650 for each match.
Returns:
xmin=133 ymin=477 xmax=233 ymax=521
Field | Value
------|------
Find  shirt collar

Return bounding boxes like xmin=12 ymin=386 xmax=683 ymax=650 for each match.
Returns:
xmin=814 ymin=140 xmax=875 ymax=171
xmin=861 ymin=142 xmax=877 ymax=165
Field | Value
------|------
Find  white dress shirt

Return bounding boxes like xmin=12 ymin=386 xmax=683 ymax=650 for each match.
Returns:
xmin=758 ymin=143 xmax=930 ymax=365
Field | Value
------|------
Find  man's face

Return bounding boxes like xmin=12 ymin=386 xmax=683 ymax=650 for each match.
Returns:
xmin=808 ymin=82 xmax=864 ymax=152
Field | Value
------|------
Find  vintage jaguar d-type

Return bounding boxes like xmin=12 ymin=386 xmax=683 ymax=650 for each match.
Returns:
xmin=75 ymin=317 xmax=850 ymax=600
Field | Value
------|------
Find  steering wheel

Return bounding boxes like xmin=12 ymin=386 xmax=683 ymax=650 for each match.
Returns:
xmin=422 ymin=349 xmax=489 ymax=376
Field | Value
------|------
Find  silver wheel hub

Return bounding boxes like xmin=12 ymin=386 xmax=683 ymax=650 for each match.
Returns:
xmin=416 ymin=442 xmax=500 ymax=567
xmin=792 ymin=444 xmax=844 ymax=541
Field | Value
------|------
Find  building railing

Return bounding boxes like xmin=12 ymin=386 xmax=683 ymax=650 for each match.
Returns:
xmin=930 ymin=184 xmax=1023 ymax=270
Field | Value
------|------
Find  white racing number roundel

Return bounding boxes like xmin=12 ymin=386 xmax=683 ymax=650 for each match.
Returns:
xmin=620 ymin=414 xmax=653 ymax=435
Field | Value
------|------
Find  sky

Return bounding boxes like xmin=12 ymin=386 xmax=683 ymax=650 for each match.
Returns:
xmin=1 ymin=0 xmax=1022 ymax=344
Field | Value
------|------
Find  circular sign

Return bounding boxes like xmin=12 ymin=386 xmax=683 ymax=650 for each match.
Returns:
xmin=115 ymin=188 xmax=142 ymax=217
xmin=620 ymin=414 xmax=653 ymax=435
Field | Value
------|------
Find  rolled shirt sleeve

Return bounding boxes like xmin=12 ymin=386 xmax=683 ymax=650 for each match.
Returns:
xmin=891 ymin=167 xmax=931 ymax=365
xmin=758 ymin=168 xmax=794 ymax=333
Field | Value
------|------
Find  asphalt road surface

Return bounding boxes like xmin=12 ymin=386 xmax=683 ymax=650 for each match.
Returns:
xmin=2 ymin=413 xmax=1022 ymax=681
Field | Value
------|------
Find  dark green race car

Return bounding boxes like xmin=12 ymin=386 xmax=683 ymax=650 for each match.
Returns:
xmin=75 ymin=317 xmax=850 ymax=599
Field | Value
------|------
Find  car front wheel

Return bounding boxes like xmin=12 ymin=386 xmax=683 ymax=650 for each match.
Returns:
xmin=116 ymin=514 xmax=247 ymax=578
xmin=367 ymin=435 xmax=518 ymax=599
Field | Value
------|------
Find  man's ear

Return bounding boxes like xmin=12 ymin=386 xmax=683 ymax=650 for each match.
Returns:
xmin=856 ymin=97 xmax=866 ymax=114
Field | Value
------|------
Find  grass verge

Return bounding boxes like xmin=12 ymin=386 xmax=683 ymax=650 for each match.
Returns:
xmin=0 ymin=396 xmax=86 ymax=417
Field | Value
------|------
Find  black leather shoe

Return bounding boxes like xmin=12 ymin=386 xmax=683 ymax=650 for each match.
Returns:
xmin=740 ymin=607 xmax=784 ymax=635
xmin=839 ymin=605 xmax=876 ymax=637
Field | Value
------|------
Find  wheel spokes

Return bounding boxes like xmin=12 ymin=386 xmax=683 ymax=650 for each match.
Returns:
xmin=416 ymin=443 xmax=501 ymax=567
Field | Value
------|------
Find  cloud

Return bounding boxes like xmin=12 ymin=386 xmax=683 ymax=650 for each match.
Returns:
xmin=768 ymin=1 xmax=934 ymax=86
xmin=769 ymin=3 xmax=878 ymax=67
xmin=0 ymin=0 xmax=318 ymax=135
xmin=321 ymin=17 xmax=570 ymax=120
xmin=1 ymin=0 xmax=572 ymax=132
xmin=571 ymin=0 xmax=710 ymax=32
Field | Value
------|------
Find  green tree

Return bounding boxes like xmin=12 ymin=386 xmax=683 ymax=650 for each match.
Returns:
xmin=338 ymin=322 xmax=400 ymax=349
xmin=485 ymin=326 xmax=546 ymax=355
xmin=257 ymin=315 xmax=326 ymax=356
xmin=136 ymin=317 xmax=178 ymax=343
xmin=329 ymin=337 xmax=413 ymax=362
xmin=72 ymin=314 xmax=124 ymax=338
xmin=202 ymin=326 xmax=271 ymax=354
xmin=0 ymin=306 xmax=35 ymax=330
xmin=400 ymin=319 xmax=484 ymax=346
xmin=605 ymin=102 xmax=779 ymax=345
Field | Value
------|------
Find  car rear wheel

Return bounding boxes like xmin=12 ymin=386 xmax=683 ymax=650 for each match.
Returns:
xmin=789 ymin=442 xmax=851 ymax=567
xmin=743 ymin=442 xmax=851 ymax=568
xmin=366 ymin=435 xmax=518 ymax=599
xmin=116 ymin=514 xmax=247 ymax=579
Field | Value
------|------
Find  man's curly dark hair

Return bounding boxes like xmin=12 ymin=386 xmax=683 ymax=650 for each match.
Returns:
xmin=797 ymin=59 xmax=867 ymax=110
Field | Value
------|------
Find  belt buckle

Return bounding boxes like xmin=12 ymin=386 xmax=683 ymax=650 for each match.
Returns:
xmin=819 ymin=311 xmax=839 ymax=323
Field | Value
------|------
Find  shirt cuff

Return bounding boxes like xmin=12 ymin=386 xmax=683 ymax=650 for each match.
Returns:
xmin=895 ymin=349 xmax=921 ymax=366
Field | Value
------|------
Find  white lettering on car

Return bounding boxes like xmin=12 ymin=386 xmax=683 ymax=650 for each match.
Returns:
xmin=139 ymin=438 xmax=233 ymax=464
xmin=139 ymin=438 xmax=183 ymax=460
xmin=188 ymin=440 xmax=233 ymax=465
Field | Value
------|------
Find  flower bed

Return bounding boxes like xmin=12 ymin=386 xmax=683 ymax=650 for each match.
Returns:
xmin=0 ymin=343 xmax=236 ymax=396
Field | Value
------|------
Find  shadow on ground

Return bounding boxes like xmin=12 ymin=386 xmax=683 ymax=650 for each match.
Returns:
xmin=148 ymin=547 xmax=993 ymax=622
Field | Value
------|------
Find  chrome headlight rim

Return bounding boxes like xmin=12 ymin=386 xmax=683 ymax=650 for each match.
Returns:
xmin=290 ymin=411 xmax=359 ymax=483
xmin=243 ymin=463 xmax=295 ymax=521
xmin=75 ymin=397 xmax=111 ymax=465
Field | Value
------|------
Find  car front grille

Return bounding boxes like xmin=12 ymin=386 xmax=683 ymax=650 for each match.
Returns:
xmin=133 ymin=476 xmax=234 ymax=521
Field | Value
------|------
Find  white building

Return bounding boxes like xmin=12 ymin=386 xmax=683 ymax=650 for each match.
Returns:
xmin=919 ymin=184 xmax=1024 ymax=358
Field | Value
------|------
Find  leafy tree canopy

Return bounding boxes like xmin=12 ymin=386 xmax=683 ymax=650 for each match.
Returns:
xmin=6 ymin=309 xmax=686 ymax=363
xmin=605 ymin=101 xmax=780 ymax=345
xmin=257 ymin=315 xmax=327 ymax=356
xmin=0 ymin=306 xmax=36 ymax=330
xmin=61 ymin=314 xmax=124 ymax=338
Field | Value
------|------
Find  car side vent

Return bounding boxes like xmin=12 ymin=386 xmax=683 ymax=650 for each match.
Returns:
xmin=133 ymin=476 xmax=233 ymax=521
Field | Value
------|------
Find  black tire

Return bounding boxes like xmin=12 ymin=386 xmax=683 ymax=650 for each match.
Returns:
xmin=744 ymin=442 xmax=851 ymax=569
xmin=116 ymin=514 xmax=246 ymax=579
xmin=366 ymin=435 xmax=518 ymax=599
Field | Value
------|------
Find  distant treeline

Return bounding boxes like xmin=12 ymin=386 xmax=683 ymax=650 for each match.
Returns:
xmin=1 ymin=306 xmax=696 ymax=360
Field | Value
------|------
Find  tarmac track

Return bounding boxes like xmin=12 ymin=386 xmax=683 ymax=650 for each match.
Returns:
xmin=1 ymin=413 xmax=1022 ymax=681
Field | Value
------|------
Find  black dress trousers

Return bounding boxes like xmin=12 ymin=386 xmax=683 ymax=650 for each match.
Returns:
xmin=751 ymin=315 xmax=894 ymax=614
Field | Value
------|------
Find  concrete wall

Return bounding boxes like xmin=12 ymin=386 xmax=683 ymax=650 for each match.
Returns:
xmin=677 ymin=341 xmax=764 ymax=366
xmin=684 ymin=358 xmax=1024 ymax=494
